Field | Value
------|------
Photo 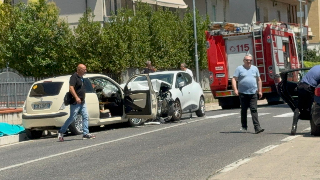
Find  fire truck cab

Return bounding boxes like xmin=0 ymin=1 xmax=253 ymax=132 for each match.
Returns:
xmin=206 ymin=22 xmax=300 ymax=109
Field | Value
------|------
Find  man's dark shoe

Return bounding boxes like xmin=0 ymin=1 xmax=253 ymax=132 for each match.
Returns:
xmin=291 ymin=125 xmax=297 ymax=135
xmin=255 ymin=128 xmax=264 ymax=134
xmin=240 ymin=127 xmax=247 ymax=132
xmin=83 ymin=133 xmax=96 ymax=140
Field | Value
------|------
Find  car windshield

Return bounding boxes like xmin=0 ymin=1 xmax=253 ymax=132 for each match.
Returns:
xmin=134 ymin=73 xmax=174 ymax=85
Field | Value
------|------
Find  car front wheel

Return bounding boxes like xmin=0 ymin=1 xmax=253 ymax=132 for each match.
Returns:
xmin=128 ymin=118 xmax=144 ymax=127
xmin=69 ymin=114 xmax=83 ymax=135
xmin=171 ymin=100 xmax=182 ymax=121
xmin=196 ymin=96 xmax=205 ymax=117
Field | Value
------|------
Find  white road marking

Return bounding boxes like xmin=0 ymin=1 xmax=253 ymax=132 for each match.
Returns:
xmin=0 ymin=113 xmax=238 ymax=172
xmin=206 ymin=113 xmax=238 ymax=119
xmin=254 ymin=145 xmax=279 ymax=154
xmin=218 ymin=158 xmax=251 ymax=173
xmin=273 ymin=112 xmax=293 ymax=117
xmin=303 ymin=127 xmax=311 ymax=132
xmin=281 ymin=135 xmax=301 ymax=142
xmin=245 ymin=113 xmax=270 ymax=118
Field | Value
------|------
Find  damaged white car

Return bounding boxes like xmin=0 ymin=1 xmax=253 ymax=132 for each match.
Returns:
xmin=124 ymin=71 xmax=206 ymax=122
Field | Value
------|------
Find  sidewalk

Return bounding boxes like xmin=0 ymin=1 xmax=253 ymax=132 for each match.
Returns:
xmin=209 ymin=134 xmax=320 ymax=180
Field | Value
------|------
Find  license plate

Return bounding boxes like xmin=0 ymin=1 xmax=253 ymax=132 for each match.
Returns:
xmin=33 ymin=103 xmax=51 ymax=110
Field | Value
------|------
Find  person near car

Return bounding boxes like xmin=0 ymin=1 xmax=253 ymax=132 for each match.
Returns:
xmin=142 ymin=60 xmax=156 ymax=74
xmin=293 ymin=65 xmax=320 ymax=133
xmin=58 ymin=64 xmax=96 ymax=142
xmin=231 ymin=53 xmax=264 ymax=134
xmin=180 ymin=63 xmax=193 ymax=77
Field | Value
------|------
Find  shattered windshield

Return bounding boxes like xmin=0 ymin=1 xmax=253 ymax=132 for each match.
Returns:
xmin=134 ymin=73 xmax=174 ymax=85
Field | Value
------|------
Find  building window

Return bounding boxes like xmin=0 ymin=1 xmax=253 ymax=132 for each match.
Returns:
xmin=106 ymin=0 xmax=120 ymax=16
xmin=256 ymin=7 xmax=260 ymax=22
xmin=277 ymin=11 xmax=281 ymax=21
xmin=263 ymin=7 xmax=268 ymax=22
xmin=212 ymin=5 xmax=216 ymax=22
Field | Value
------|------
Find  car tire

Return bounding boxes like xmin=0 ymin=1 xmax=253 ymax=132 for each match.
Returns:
xmin=25 ymin=129 xmax=43 ymax=139
xmin=171 ymin=100 xmax=182 ymax=121
xmin=196 ymin=96 xmax=205 ymax=117
xmin=128 ymin=118 xmax=144 ymax=127
xmin=69 ymin=114 xmax=83 ymax=135
xmin=310 ymin=118 xmax=320 ymax=136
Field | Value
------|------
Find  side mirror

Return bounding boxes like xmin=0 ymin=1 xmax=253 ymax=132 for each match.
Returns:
xmin=178 ymin=81 xmax=185 ymax=88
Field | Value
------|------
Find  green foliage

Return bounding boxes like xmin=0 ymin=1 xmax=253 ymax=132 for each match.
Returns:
xmin=0 ymin=1 xmax=210 ymax=77
xmin=0 ymin=0 xmax=75 ymax=77
xmin=304 ymin=48 xmax=320 ymax=62
xmin=304 ymin=61 xmax=320 ymax=68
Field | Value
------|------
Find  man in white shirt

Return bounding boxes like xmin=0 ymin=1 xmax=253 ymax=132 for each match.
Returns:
xmin=180 ymin=63 xmax=193 ymax=77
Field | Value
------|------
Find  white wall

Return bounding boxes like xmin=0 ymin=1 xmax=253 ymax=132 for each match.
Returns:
xmin=229 ymin=0 xmax=256 ymax=23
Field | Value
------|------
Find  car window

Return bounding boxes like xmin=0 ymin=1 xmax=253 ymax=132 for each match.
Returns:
xmin=175 ymin=73 xmax=186 ymax=88
xmin=182 ymin=73 xmax=193 ymax=86
xmin=90 ymin=77 xmax=120 ymax=95
xmin=84 ymin=78 xmax=94 ymax=93
xmin=29 ymin=82 xmax=63 ymax=97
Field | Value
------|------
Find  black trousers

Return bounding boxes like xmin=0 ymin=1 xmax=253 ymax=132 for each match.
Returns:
xmin=297 ymin=82 xmax=315 ymax=120
xmin=239 ymin=93 xmax=261 ymax=130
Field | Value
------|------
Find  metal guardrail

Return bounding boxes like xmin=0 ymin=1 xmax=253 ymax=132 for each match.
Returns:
xmin=0 ymin=78 xmax=35 ymax=108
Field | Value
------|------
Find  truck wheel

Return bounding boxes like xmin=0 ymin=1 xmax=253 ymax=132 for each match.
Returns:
xmin=69 ymin=114 xmax=83 ymax=135
xmin=196 ymin=96 xmax=205 ymax=117
xmin=25 ymin=129 xmax=43 ymax=139
xmin=171 ymin=100 xmax=182 ymax=121
xmin=219 ymin=97 xmax=240 ymax=109
xmin=128 ymin=118 xmax=144 ymax=127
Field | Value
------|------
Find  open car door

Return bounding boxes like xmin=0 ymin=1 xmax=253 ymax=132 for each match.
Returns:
xmin=124 ymin=74 xmax=157 ymax=119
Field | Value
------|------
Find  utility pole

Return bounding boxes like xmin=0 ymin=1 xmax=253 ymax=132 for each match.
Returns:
xmin=299 ymin=0 xmax=304 ymax=68
xmin=193 ymin=0 xmax=200 ymax=82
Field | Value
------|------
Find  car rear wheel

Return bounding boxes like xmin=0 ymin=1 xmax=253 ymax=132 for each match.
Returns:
xmin=196 ymin=96 xmax=205 ymax=117
xmin=69 ymin=114 xmax=83 ymax=135
xmin=171 ymin=100 xmax=182 ymax=121
xmin=128 ymin=118 xmax=144 ymax=127
xmin=25 ymin=129 xmax=43 ymax=139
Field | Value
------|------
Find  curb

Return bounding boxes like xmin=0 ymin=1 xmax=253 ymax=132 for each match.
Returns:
xmin=0 ymin=133 xmax=27 ymax=146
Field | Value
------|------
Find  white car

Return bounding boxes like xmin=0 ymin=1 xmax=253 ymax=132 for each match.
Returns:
xmin=22 ymin=73 xmax=159 ymax=139
xmin=126 ymin=71 xmax=205 ymax=121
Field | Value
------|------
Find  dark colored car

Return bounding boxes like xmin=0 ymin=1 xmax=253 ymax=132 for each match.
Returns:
xmin=276 ymin=68 xmax=320 ymax=136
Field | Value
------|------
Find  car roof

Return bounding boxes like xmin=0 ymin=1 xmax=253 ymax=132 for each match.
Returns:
xmin=34 ymin=73 xmax=109 ymax=83
xmin=147 ymin=70 xmax=185 ymax=75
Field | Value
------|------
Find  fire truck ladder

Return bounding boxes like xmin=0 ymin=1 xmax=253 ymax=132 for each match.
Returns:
xmin=252 ymin=26 xmax=266 ymax=82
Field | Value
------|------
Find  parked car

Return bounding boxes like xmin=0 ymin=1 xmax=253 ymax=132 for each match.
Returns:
xmin=276 ymin=68 xmax=320 ymax=136
xmin=123 ymin=71 xmax=206 ymax=121
xmin=22 ymin=73 xmax=159 ymax=139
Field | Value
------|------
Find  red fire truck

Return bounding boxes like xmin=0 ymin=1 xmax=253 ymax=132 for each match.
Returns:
xmin=206 ymin=22 xmax=301 ymax=109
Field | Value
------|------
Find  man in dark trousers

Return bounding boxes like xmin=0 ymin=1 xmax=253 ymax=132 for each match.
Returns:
xmin=58 ymin=64 xmax=96 ymax=142
xmin=291 ymin=65 xmax=320 ymax=135
xmin=232 ymin=54 xmax=264 ymax=134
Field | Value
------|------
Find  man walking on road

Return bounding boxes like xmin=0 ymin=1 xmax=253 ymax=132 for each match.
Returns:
xmin=232 ymin=54 xmax=264 ymax=134
xmin=291 ymin=65 xmax=320 ymax=135
xmin=58 ymin=64 xmax=96 ymax=142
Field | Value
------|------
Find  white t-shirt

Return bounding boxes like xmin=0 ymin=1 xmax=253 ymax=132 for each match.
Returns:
xmin=185 ymin=68 xmax=193 ymax=77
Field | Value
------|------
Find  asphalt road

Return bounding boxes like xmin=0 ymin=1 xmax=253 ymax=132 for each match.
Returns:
xmin=0 ymin=103 xmax=311 ymax=180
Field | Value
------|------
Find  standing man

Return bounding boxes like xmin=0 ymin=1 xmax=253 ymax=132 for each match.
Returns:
xmin=232 ymin=54 xmax=264 ymax=134
xmin=58 ymin=64 xmax=96 ymax=142
xmin=292 ymin=65 xmax=320 ymax=135
xmin=180 ymin=63 xmax=193 ymax=77
xmin=142 ymin=61 xmax=156 ymax=74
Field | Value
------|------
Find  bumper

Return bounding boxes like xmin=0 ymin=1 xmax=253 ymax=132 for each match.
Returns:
xmin=22 ymin=112 xmax=69 ymax=129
